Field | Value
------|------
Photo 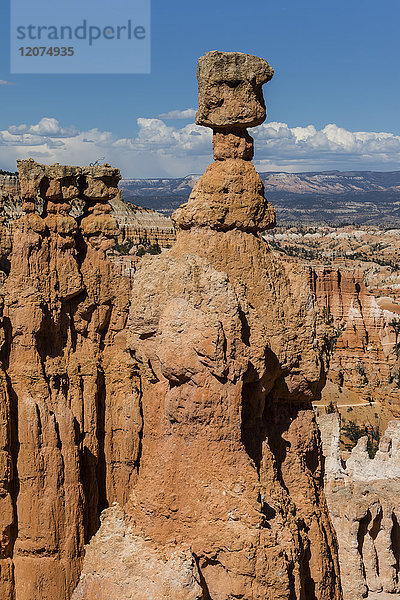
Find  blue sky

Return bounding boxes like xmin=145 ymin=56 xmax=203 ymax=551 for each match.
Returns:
xmin=1 ymin=0 xmax=400 ymax=177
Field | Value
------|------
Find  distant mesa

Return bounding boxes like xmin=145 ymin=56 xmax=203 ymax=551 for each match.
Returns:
xmin=119 ymin=169 xmax=400 ymax=225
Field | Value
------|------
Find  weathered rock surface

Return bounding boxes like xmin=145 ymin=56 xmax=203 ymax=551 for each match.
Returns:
xmin=0 ymin=174 xmax=22 ymax=222
xmin=0 ymin=159 xmax=141 ymax=599
xmin=0 ymin=175 xmax=19 ymax=201
xmin=173 ymin=159 xmax=276 ymax=232
xmin=310 ymin=268 xmax=399 ymax=409
xmin=318 ymin=413 xmax=400 ymax=600
xmin=72 ymin=504 xmax=204 ymax=600
xmin=196 ymin=51 xmax=273 ymax=129
xmin=0 ymin=51 xmax=344 ymax=600
xmin=0 ymin=170 xmax=176 ymax=251
xmin=75 ymin=51 xmax=342 ymax=600
xmin=0 ymin=172 xmax=176 ymax=283
xmin=110 ymin=192 xmax=175 ymax=247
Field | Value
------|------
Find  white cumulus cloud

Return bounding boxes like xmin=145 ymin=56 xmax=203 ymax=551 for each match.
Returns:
xmin=0 ymin=115 xmax=400 ymax=177
xmin=157 ymin=108 xmax=197 ymax=120
xmin=8 ymin=118 xmax=78 ymax=138
xmin=250 ymin=122 xmax=400 ymax=171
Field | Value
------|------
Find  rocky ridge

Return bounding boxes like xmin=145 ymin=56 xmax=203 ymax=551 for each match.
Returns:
xmin=311 ymin=268 xmax=399 ymax=409
xmin=119 ymin=171 xmax=400 ymax=225
xmin=0 ymin=172 xmax=176 ymax=252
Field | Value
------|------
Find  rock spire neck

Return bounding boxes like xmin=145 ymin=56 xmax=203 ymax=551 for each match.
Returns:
xmin=173 ymin=51 xmax=276 ymax=233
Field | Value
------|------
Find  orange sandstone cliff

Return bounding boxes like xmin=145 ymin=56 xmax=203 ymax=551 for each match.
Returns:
xmin=310 ymin=268 xmax=400 ymax=409
xmin=0 ymin=160 xmax=140 ymax=599
xmin=0 ymin=52 xmax=342 ymax=600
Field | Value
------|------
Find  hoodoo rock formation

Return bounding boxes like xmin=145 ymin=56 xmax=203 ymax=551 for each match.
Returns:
xmin=0 ymin=175 xmax=176 ymax=255
xmin=0 ymin=159 xmax=140 ymax=599
xmin=73 ymin=51 xmax=342 ymax=599
xmin=0 ymin=52 xmax=344 ymax=600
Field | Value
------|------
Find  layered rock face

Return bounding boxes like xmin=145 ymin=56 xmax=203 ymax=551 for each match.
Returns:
xmin=0 ymin=159 xmax=140 ymax=599
xmin=74 ymin=51 xmax=342 ymax=600
xmin=0 ymin=172 xmax=176 ymax=284
xmin=110 ymin=193 xmax=175 ymax=248
xmin=0 ymin=174 xmax=176 ymax=251
xmin=108 ymin=193 xmax=176 ymax=278
xmin=0 ymin=175 xmax=19 ymax=196
xmin=318 ymin=413 xmax=400 ymax=600
xmin=310 ymin=268 xmax=399 ymax=408
xmin=0 ymin=174 xmax=21 ymax=222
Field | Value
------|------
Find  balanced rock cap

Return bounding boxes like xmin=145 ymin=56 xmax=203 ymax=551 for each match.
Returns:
xmin=196 ymin=51 xmax=274 ymax=129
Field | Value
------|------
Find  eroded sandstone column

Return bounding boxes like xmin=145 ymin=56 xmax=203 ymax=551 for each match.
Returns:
xmin=175 ymin=51 xmax=275 ymax=232
xmin=0 ymin=159 xmax=141 ymax=600
xmin=74 ymin=52 xmax=342 ymax=600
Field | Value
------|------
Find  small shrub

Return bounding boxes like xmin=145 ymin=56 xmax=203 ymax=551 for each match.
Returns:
xmin=342 ymin=420 xmax=365 ymax=447
xmin=367 ymin=433 xmax=380 ymax=459
xmin=355 ymin=362 xmax=368 ymax=385
xmin=115 ymin=240 xmax=134 ymax=255
xmin=342 ymin=420 xmax=380 ymax=458
xmin=326 ymin=401 xmax=336 ymax=414
xmin=390 ymin=318 xmax=400 ymax=347
xmin=147 ymin=243 xmax=162 ymax=255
